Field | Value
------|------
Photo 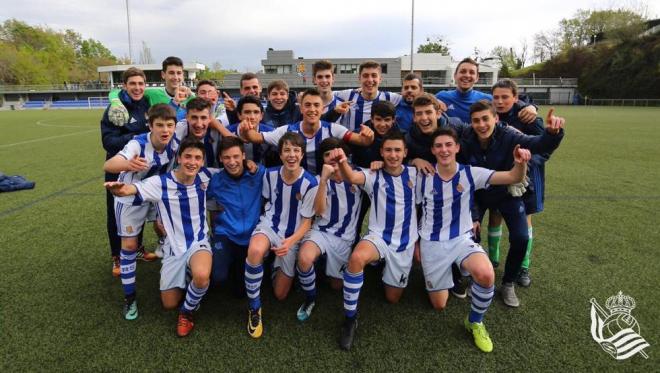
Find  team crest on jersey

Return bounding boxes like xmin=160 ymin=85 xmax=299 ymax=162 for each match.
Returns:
xmin=407 ymin=180 xmax=414 ymax=189
xmin=201 ymin=182 xmax=208 ymax=191
xmin=456 ymin=183 xmax=464 ymax=193
xmin=350 ymin=185 xmax=358 ymax=194
xmin=296 ymin=192 xmax=302 ymax=201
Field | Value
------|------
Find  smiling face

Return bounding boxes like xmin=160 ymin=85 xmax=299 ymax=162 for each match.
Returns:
xmin=359 ymin=67 xmax=381 ymax=97
xmin=454 ymin=62 xmax=479 ymax=92
xmin=268 ymin=88 xmax=288 ymax=111
xmin=279 ymin=141 xmax=304 ymax=173
xmin=124 ymin=75 xmax=145 ymax=101
xmin=313 ymin=69 xmax=334 ymax=94
xmin=431 ymin=134 xmax=460 ymax=168
xmin=161 ymin=65 xmax=184 ymax=93
xmin=380 ymin=139 xmax=407 ymax=170
xmin=220 ymin=145 xmax=245 ymax=177
xmin=186 ymin=108 xmax=211 ymax=139
xmin=470 ymin=109 xmax=497 ymax=144
xmin=414 ymin=104 xmax=439 ymax=135
xmin=149 ymin=118 xmax=176 ymax=149
xmin=197 ymin=84 xmax=219 ymax=105
xmin=372 ymin=114 xmax=394 ymax=136
xmin=240 ymin=78 xmax=261 ymax=97
xmin=492 ymin=87 xmax=518 ymax=114
xmin=402 ymin=78 xmax=422 ymax=104
xmin=300 ymin=94 xmax=323 ymax=126
xmin=177 ymin=147 xmax=204 ymax=180
xmin=239 ymin=102 xmax=263 ymax=128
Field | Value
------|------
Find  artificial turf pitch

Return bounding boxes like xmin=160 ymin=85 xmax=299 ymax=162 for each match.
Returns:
xmin=1 ymin=106 xmax=658 ymax=371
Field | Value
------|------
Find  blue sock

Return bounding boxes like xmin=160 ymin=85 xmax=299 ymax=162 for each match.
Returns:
xmin=180 ymin=282 xmax=208 ymax=313
xmin=297 ymin=265 xmax=317 ymax=301
xmin=343 ymin=270 xmax=363 ymax=319
xmin=244 ymin=260 xmax=263 ymax=311
xmin=468 ymin=282 xmax=495 ymax=323
xmin=120 ymin=249 xmax=137 ymax=298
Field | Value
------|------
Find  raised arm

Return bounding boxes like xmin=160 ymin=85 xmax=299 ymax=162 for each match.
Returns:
xmin=346 ymin=124 xmax=375 ymax=147
xmin=104 ymin=154 xmax=148 ymax=174
xmin=331 ymin=148 xmax=365 ymax=186
xmin=104 ymin=181 xmax=138 ymax=197
xmin=238 ymin=119 xmax=266 ymax=144
xmin=489 ymin=145 xmax=530 ymax=185
xmin=314 ymin=165 xmax=333 ymax=216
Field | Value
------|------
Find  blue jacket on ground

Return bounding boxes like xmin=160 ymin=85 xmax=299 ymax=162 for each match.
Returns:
xmin=207 ymin=165 xmax=265 ymax=246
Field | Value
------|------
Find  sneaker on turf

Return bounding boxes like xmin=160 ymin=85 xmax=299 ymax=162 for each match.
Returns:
xmin=501 ymin=282 xmax=520 ymax=308
xmin=517 ymin=268 xmax=532 ymax=288
xmin=247 ymin=307 xmax=263 ymax=338
xmin=177 ymin=312 xmax=194 ymax=337
xmin=112 ymin=256 xmax=121 ymax=278
xmin=339 ymin=317 xmax=358 ymax=351
xmin=464 ymin=317 xmax=493 ymax=353
xmin=296 ymin=299 xmax=316 ymax=322
xmin=450 ymin=277 xmax=467 ymax=299
xmin=136 ymin=246 xmax=158 ymax=262
xmin=154 ymin=238 xmax=165 ymax=258
xmin=123 ymin=298 xmax=138 ymax=320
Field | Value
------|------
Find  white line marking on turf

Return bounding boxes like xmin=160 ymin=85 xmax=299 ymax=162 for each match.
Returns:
xmin=36 ymin=119 xmax=92 ymax=128
xmin=0 ymin=129 xmax=97 ymax=148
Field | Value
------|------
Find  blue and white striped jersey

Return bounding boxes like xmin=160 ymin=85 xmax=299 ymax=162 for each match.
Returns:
xmin=313 ymin=177 xmax=363 ymax=241
xmin=417 ymin=164 xmax=493 ymax=241
xmin=172 ymin=120 xmax=221 ymax=168
xmin=261 ymin=166 xmax=318 ymax=237
xmin=334 ymin=89 xmax=402 ymax=132
xmin=116 ymin=133 xmax=175 ymax=205
xmin=135 ymin=169 xmax=213 ymax=257
xmin=262 ymin=121 xmax=350 ymax=175
xmin=361 ymin=166 xmax=418 ymax=252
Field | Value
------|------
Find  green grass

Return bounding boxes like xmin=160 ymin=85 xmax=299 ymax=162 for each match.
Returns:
xmin=1 ymin=106 xmax=658 ymax=371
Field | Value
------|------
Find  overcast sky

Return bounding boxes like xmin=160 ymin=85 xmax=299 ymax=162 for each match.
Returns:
xmin=1 ymin=0 xmax=656 ymax=71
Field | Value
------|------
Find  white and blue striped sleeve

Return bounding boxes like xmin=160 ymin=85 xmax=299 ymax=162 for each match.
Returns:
xmin=300 ymin=183 xmax=318 ymax=219
xmin=117 ymin=139 xmax=140 ymax=160
xmin=134 ymin=175 xmax=160 ymax=203
xmin=471 ymin=166 xmax=495 ymax=190
xmin=261 ymin=125 xmax=288 ymax=146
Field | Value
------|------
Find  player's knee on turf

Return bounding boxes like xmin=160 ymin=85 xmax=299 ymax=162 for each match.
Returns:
xmin=121 ymin=237 xmax=139 ymax=251
xmin=273 ymin=271 xmax=293 ymax=301
xmin=428 ymin=290 xmax=449 ymax=311
xmin=297 ymin=243 xmax=319 ymax=271
xmin=192 ymin=269 xmax=211 ymax=289
xmin=348 ymin=245 xmax=374 ymax=271
xmin=384 ymin=286 xmax=404 ymax=304
xmin=247 ymin=234 xmax=270 ymax=264
xmin=161 ymin=291 xmax=182 ymax=310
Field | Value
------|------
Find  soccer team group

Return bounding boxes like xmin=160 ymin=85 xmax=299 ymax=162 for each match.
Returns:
xmin=100 ymin=56 xmax=565 ymax=352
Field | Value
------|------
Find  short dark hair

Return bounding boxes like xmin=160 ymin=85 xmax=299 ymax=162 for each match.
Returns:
xmin=267 ymin=79 xmax=289 ymax=94
xmin=147 ymin=104 xmax=176 ymax=125
xmin=492 ymin=78 xmax=519 ymax=97
xmin=431 ymin=127 xmax=459 ymax=144
xmin=237 ymin=95 xmax=264 ymax=114
xmin=278 ymin=132 xmax=305 ymax=154
xmin=196 ymin=79 xmax=217 ymax=90
xmin=220 ymin=136 xmax=245 ymax=155
xmin=162 ymin=56 xmax=183 ymax=71
xmin=122 ymin=67 xmax=146 ymax=84
xmin=380 ymin=129 xmax=406 ymax=149
xmin=312 ymin=60 xmax=334 ymax=76
xmin=186 ymin=97 xmax=212 ymax=113
xmin=301 ymin=87 xmax=321 ymax=102
xmin=469 ymin=99 xmax=496 ymax=117
xmin=359 ymin=60 xmax=381 ymax=74
xmin=371 ymin=101 xmax=395 ymax=119
xmin=177 ymin=138 xmax=205 ymax=158
xmin=319 ymin=137 xmax=350 ymax=158
xmin=402 ymin=72 xmax=423 ymax=90
xmin=412 ymin=93 xmax=440 ymax=111
xmin=455 ymin=57 xmax=479 ymax=75
xmin=240 ymin=73 xmax=258 ymax=86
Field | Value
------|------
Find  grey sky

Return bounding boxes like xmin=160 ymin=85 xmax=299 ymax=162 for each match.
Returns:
xmin=1 ymin=0 xmax=656 ymax=71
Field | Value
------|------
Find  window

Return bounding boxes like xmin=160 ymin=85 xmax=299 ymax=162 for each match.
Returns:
xmin=380 ymin=64 xmax=388 ymax=74
xmin=264 ymin=65 xmax=292 ymax=74
xmin=338 ymin=64 xmax=359 ymax=74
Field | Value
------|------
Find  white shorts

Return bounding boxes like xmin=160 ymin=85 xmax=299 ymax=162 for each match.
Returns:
xmin=159 ymin=241 xmax=212 ymax=291
xmin=302 ymin=230 xmax=352 ymax=280
xmin=420 ymin=233 xmax=485 ymax=292
xmin=252 ymin=222 xmax=299 ymax=278
xmin=362 ymin=233 xmax=414 ymax=288
xmin=115 ymin=201 xmax=158 ymax=237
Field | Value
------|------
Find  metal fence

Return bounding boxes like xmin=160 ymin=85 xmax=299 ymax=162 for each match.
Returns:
xmin=585 ymin=98 xmax=660 ymax=107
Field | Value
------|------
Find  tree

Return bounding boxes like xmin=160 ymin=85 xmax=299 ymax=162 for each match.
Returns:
xmin=417 ymin=36 xmax=450 ymax=55
xmin=489 ymin=43 xmax=528 ymax=77
xmin=559 ymin=8 xmax=646 ymax=49
xmin=533 ymin=30 xmax=562 ymax=62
